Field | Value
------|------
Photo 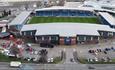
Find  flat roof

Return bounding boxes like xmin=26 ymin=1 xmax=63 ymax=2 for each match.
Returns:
xmin=83 ymin=1 xmax=115 ymax=13
xmin=84 ymin=1 xmax=101 ymax=9
xmin=35 ymin=6 xmax=94 ymax=11
xmin=21 ymin=23 xmax=115 ymax=37
xmin=99 ymin=12 xmax=115 ymax=26
xmin=64 ymin=2 xmax=83 ymax=8
xmin=9 ymin=11 xmax=31 ymax=25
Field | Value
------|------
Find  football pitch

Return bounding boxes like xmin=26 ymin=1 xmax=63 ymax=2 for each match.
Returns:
xmin=28 ymin=17 xmax=100 ymax=24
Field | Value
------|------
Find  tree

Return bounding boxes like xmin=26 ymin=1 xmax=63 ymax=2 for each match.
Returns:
xmin=8 ymin=10 xmax=11 ymax=15
xmin=38 ymin=56 xmax=48 ymax=63
xmin=38 ymin=49 xmax=48 ymax=63
xmin=10 ymin=45 xmax=20 ymax=57
xmin=3 ymin=10 xmax=8 ymax=17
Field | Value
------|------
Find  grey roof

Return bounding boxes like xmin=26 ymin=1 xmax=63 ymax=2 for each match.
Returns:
xmin=99 ymin=12 xmax=115 ymax=26
xmin=21 ymin=23 xmax=115 ymax=37
xmin=35 ymin=6 xmax=94 ymax=11
xmin=9 ymin=11 xmax=31 ymax=25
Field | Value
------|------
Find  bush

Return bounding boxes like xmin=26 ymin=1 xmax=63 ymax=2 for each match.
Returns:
xmin=53 ymin=57 xmax=62 ymax=64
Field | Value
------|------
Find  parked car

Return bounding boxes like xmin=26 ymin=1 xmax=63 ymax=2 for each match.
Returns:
xmin=70 ymin=58 xmax=74 ymax=62
xmin=40 ymin=43 xmax=54 ymax=48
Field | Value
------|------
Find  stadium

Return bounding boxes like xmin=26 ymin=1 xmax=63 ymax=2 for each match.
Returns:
xmin=8 ymin=2 xmax=115 ymax=45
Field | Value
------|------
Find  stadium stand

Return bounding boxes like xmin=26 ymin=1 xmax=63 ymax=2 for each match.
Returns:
xmin=21 ymin=23 xmax=115 ymax=45
xmin=35 ymin=6 xmax=95 ymax=17
xmin=99 ymin=12 xmax=115 ymax=28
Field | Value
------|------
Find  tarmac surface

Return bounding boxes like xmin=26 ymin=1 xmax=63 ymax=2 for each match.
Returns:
xmin=0 ymin=62 xmax=115 ymax=70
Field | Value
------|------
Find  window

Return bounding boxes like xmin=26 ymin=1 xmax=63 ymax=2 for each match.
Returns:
xmin=44 ymin=36 xmax=49 ymax=40
xmin=30 ymin=32 xmax=32 ymax=36
xmin=101 ymin=32 xmax=103 ymax=36
xmin=77 ymin=37 xmax=79 ymax=41
xmin=108 ymin=32 xmax=113 ymax=36
xmin=51 ymin=36 xmax=58 ymax=40
xmin=35 ymin=37 xmax=37 ymax=40
xmin=37 ymin=37 xmax=42 ymax=40
xmin=23 ymin=32 xmax=26 ymax=35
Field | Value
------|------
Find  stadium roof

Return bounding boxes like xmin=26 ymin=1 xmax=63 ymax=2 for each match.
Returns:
xmin=83 ymin=1 xmax=101 ymax=9
xmin=99 ymin=12 xmax=115 ymax=26
xmin=64 ymin=2 xmax=83 ymax=8
xmin=21 ymin=23 xmax=115 ymax=37
xmin=9 ymin=11 xmax=31 ymax=25
xmin=83 ymin=0 xmax=115 ymax=12
xmin=35 ymin=6 xmax=94 ymax=11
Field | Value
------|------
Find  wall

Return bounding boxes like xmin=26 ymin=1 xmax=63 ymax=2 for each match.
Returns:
xmin=98 ymin=30 xmax=114 ymax=39
xmin=76 ymin=35 xmax=99 ymax=44
xmin=35 ymin=35 xmax=59 ymax=45
xmin=59 ymin=37 xmax=76 ymax=45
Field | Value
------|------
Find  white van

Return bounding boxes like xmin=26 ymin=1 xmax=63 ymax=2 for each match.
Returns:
xmin=10 ymin=61 xmax=21 ymax=67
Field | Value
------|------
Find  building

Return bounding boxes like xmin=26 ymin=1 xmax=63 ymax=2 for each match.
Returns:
xmin=21 ymin=23 xmax=115 ymax=45
xmin=66 ymin=0 xmax=85 ymax=2
xmin=64 ymin=2 xmax=83 ymax=8
xmin=35 ymin=6 xmax=95 ymax=17
xmin=98 ymin=12 xmax=115 ymax=28
xmin=8 ymin=5 xmax=115 ymax=45
xmin=9 ymin=11 xmax=31 ymax=31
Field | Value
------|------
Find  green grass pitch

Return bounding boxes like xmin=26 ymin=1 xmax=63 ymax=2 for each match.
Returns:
xmin=28 ymin=17 xmax=100 ymax=24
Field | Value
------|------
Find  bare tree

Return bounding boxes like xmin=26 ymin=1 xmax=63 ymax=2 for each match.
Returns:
xmin=10 ymin=45 xmax=20 ymax=57
xmin=38 ymin=49 xmax=48 ymax=63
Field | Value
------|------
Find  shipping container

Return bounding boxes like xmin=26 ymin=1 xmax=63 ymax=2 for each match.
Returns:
xmin=59 ymin=37 xmax=64 ymax=45
xmin=64 ymin=37 xmax=71 ymax=45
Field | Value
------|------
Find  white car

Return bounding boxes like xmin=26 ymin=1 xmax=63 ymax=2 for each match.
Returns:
xmin=47 ymin=58 xmax=50 ymax=63
xmin=50 ymin=58 xmax=54 ymax=63
xmin=47 ymin=58 xmax=54 ymax=63
xmin=10 ymin=61 xmax=21 ymax=67
xmin=94 ymin=57 xmax=98 ymax=62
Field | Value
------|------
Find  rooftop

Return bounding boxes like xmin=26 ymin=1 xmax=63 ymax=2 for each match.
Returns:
xmin=21 ymin=23 xmax=115 ymax=36
xmin=35 ymin=6 xmax=94 ymax=11
xmin=99 ymin=12 xmax=115 ymax=26
xmin=64 ymin=2 xmax=83 ymax=8
xmin=9 ymin=11 xmax=31 ymax=25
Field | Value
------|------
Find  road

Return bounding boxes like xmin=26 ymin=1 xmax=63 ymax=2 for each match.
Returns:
xmin=0 ymin=62 xmax=115 ymax=70
xmin=64 ymin=48 xmax=78 ymax=64
xmin=0 ymin=62 xmax=18 ymax=70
